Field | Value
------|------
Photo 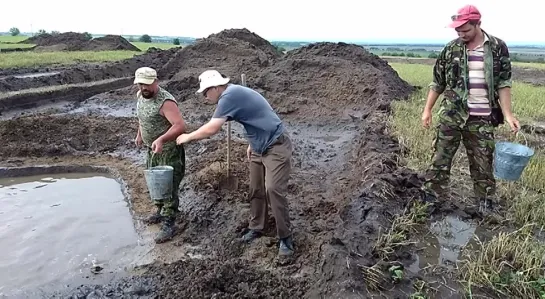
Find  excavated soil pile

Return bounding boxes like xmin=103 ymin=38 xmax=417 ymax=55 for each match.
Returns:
xmin=158 ymin=28 xmax=281 ymax=100
xmin=0 ymin=29 xmax=424 ymax=298
xmin=82 ymin=35 xmax=141 ymax=51
xmin=19 ymin=32 xmax=90 ymax=46
xmin=19 ymin=32 xmax=141 ymax=52
xmin=253 ymin=42 xmax=415 ymax=118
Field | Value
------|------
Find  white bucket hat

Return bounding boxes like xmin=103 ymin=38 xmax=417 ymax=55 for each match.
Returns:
xmin=196 ymin=70 xmax=230 ymax=94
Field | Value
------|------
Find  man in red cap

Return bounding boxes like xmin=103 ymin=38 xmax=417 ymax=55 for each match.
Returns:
xmin=420 ymin=4 xmax=520 ymax=213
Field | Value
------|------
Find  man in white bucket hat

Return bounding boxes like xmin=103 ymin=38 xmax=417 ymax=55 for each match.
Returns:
xmin=176 ymin=70 xmax=295 ymax=257
xmin=134 ymin=66 xmax=187 ymax=244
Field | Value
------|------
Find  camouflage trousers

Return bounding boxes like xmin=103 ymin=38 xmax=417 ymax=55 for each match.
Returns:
xmin=146 ymin=144 xmax=185 ymax=217
xmin=423 ymin=116 xmax=496 ymax=199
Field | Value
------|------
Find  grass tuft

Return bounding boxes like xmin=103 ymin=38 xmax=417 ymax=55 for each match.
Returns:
xmin=459 ymin=226 xmax=545 ymax=298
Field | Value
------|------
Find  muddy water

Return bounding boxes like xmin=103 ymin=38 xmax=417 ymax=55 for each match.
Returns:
xmin=0 ymin=172 xmax=145 ymax=297
xmin=0 ymin=71 xmax=60 ymax=80
xmin=409 ymin=215 xmax=485 ymax=273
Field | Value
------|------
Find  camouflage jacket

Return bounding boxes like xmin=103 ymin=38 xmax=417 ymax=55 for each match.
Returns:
xmin=429 ymin=30 xmax=512 ymax=127
xmin=136 ymin=87 xmax=179 ymax=152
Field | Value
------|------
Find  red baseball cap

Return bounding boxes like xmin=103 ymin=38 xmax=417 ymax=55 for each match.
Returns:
xmin=448 ymin=4 xmax=482 ymax=28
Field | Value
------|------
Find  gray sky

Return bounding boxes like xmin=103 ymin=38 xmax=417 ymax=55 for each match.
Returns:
xmin=1 ymin=0 xmax=541 ymax=43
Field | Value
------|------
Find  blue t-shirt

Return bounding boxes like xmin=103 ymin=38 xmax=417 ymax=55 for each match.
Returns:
xmin=213 ymin=84 xmax=284 ymax=154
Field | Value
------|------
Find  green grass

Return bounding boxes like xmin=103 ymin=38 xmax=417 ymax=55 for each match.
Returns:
xmin=0 ymin=51 xmax=140 ymax=68
xmin=513 ymin=61 xmax=545 ymax=70
xmin=131 ymin=42 xmax=181 ymax=51
xmin=459 ymin=226 xmax=545 ymax=298
xmin=0 ymin=35 xmax=27 ymax=43
xmin=0 ymin=43 xmax=34 ymax=49
xmin=0 ymin=39 xmax=183 ymax=68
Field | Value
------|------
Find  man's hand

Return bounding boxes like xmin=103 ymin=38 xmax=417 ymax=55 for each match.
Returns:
xmin=176 ymin=134 xmax=192 ymax=145
xmin=151 ymin=138 xmax=164 ymax=153
xmin=422 ymin=109 xmax=432 ymax=129
xmin=505 ymin=115 xmax=520 ymax=133
xmin=247 ymin=144 xmax=251 ymax=161
xmin=135 ymin=134 xmax=143 ymax=147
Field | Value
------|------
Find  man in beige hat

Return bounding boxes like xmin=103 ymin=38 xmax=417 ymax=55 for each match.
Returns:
xmin=176 ymin=70 xmax=295 ymax=257
xmin=134 ymin=66 xmax=187 ymax=244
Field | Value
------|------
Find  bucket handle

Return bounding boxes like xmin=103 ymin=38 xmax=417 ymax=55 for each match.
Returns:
xmin=512 ymin=131 xmax=528 ymax=147
xmin=147 ymin=151 xmax=168 ymax=169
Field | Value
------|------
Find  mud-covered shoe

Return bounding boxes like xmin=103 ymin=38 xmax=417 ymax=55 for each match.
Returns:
xmin=478 ymin=197 xmax=498 ymax=215
xmin=144 ymin=206 xmax=163 ymax=225
xmin=420 ymin=191 xmax=437 ymax=204
xmin=154 ymin=217 xmax=176 ymax=244
xmin=241 ymin=229 xmax=262 ymax=243
xmin=278 ymin=236 xmax=294 ymax=256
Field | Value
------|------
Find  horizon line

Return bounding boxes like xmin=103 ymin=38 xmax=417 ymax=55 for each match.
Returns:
xmin=3 ymin=31 xmax=544 ymax=46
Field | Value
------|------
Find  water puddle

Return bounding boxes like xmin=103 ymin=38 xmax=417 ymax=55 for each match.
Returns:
xmin=0 ymin=72 xmax=60 ymax=81
xmin=288 ymin=122 xmax=357 ymax=170
xmin=12 ymin=71 xmax=60 ymax=79
xmin=409 ymin=215 xmax=487 ymax=273
xmin=0 ymin=172 xmax=145 ymax=297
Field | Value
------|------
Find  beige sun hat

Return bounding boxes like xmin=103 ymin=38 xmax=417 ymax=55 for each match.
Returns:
xmin=134 ymin=67 xmax=157 ymax=85
xmin=196 ymin=70 xmax=230 ymax=94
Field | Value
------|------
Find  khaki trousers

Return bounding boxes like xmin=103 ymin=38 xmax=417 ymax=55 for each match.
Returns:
xmin=248 ymin=133 xmax=293 ymax=239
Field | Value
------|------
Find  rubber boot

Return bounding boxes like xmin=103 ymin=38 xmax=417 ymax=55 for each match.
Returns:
xmin=154 ymin=216 xmax=176 ymax=244
xmin=144 ymin=205 xmax=163 ymax=225
xmin=278 ymin=235 xmax=295 ymax=256
xmin=241 ymin=229 xmax=262 ymax=243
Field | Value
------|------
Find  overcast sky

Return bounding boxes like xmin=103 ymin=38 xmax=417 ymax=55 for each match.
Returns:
xmin=1 ymin=0 xmax=541 ymax=44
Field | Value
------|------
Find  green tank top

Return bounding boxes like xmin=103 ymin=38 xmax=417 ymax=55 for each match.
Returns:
xmin=136 ymin=87 xmax=178 ymax=152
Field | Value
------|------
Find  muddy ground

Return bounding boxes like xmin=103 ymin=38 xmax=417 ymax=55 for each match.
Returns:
xmin=1 ymin=28 xmax=533 ymax=298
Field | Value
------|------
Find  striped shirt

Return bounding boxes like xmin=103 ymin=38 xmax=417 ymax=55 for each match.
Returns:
xmin=467 ymin=35 xmax=491 ymax=116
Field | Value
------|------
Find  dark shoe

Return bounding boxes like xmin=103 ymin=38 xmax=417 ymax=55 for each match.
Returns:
xmin=478 ymin=197 xmax=497 ymax=215
xmin=144 ymin=206 xmax=163 ymax=225
xmin=278 ymin=236 xmax=294 ymax=256
xmin=419 ymin=191 xmax=437 ymax=214
xmin=420 ymin=191 xmax=437 ymax=204
xmin=154 ymin=217 xmax=176 ymax=244
xmin=241 ymin=229 xmax=262 ymax=243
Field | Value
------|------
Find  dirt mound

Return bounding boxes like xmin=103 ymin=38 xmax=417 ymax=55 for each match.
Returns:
xmin=158 ymin=28 xmax=281 ymax=95
xmin=19 ymin=32 xmax=140 ymax=52
xmin=20 ymin=32 xmax=90 ymax=46
xmin=160 ymin=39 xmax=413 ymax=117
xmin=252 ymin=42 xmax=415 ymax=118
xmin=208 ymin=28 xmax=281 ymax=58
xmin=84 ymin=35 xmax=141 ymax=51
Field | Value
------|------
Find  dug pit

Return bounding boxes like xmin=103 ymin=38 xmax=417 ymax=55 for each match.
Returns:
xmin=0 ymin=166 xmax=148 ymax=297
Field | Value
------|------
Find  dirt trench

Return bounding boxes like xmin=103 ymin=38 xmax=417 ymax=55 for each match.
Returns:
xmin=0 ymin=47 xmax=179 ymax=94
xmin=0 ymin=29 xmax=427 ymax=298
